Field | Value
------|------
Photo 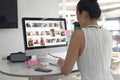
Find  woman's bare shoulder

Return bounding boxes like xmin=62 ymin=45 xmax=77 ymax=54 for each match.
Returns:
xmin=71 ymin=30 xmax=84 ymax=46
xmin=72 ymin=30 xmax=84 ymax=37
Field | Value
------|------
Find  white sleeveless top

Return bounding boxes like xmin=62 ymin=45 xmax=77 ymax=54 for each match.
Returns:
xmin=77 ymin=27 xmax=114 ymax=80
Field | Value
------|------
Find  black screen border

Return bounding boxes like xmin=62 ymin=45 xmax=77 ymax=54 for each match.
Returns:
xmin=22 ymin=17 xmax=67 ymax=50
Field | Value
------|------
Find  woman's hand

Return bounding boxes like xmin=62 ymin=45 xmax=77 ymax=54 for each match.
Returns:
xmin=57 ymin=58 xmax=64 ymax=66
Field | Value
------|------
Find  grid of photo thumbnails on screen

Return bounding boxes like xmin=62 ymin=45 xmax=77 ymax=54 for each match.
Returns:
xmin=24 ymin=19 xmax=66 ymax=49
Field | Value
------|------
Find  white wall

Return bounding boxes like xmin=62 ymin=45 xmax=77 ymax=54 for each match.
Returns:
xmin=0 ymin=0 xmax=59 ymax=80
xmin=0 ymin=0 xmax=59 ymax=57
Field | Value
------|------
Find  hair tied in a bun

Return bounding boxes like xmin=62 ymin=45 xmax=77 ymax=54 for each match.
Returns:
xmin=86 ymin=0 xmax=97 ymax=3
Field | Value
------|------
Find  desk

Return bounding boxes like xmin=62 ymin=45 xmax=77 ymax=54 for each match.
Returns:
xmin=0 ymin=52 xmax=78 ymax=80
xmin=111 ymin=56 xmax=120 ymax=75
xmin=0 ymin=52 xmax=120 ymax=80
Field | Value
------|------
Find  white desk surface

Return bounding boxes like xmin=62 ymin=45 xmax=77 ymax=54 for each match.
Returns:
xmin=0 ymin=61 xmax=78 ymax=77
xmin=0 ymin=52 xmax=78 ymax=80
xmin=0 ymin=52 xmax=120 ymax=80
xmin=111 ymin=56 xmax=120 ymax=75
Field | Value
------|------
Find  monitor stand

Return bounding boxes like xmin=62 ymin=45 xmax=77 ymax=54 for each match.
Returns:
xmin=25 ymin=46 xmax=67 ymax=62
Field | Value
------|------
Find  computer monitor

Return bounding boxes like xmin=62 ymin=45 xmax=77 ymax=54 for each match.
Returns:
xmin=22 ymin=17 xmax=67 ymax=56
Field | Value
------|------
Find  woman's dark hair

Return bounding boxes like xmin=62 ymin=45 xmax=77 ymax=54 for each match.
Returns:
xmin=77 ymin=0 xmax=101 ymax=19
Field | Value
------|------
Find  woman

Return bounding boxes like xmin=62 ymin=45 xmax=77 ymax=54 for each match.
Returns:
xmin=58 ymin=0 xmax=114 ymax=80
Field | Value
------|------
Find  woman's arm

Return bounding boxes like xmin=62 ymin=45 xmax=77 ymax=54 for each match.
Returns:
xmin=58 ymin=30 xmax=85 ymax=75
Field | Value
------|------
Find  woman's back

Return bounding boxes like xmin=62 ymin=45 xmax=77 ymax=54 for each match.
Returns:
xmin=77 ymin=27 xmax=114 ymax=80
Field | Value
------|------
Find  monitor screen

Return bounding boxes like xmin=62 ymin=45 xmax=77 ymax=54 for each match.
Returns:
xmin=22 ymin=17 xmax=67 ymax=50
xmin=0 ymin=0 xmax=18 ymax=29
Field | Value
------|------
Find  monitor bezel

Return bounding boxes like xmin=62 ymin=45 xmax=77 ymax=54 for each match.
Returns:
xmin=22 ymin=17 xmax=67 ymax=50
